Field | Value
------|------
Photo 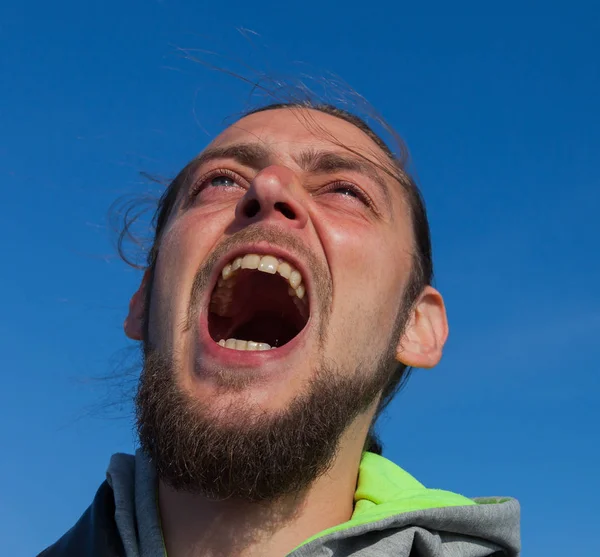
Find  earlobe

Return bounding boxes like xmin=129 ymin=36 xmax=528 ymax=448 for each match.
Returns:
xmin=124 ymin=271 xmax=150 ymax=341
xmin=395 ymin=286 xmax=449 ymax=369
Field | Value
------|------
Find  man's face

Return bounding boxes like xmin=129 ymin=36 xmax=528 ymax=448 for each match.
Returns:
xmin=127 ymin=108 xmax=444 ymax=499
xmin=144 ymin=108 xmax=415 ymax=411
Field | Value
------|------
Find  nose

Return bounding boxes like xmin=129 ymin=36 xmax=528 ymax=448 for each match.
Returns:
xmin=235 ymin=165 xmax=308 ymax=229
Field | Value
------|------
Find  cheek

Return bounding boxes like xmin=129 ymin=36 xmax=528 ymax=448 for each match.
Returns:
xmin=314 ymin=214 xmax=413 ymax=337
xmin=148 ymin=211 xmax=230 ymax=341
xmin=157 ymin=208 xmax=231 ymax=278
xmin=319 ymin=217 xmax=409 ymax=292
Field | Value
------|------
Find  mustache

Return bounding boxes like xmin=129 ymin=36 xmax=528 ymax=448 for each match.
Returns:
xmin=184 ymin=225 xmax=332 ymax=330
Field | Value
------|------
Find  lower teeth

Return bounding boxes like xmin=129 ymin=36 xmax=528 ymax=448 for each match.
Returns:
xmin=218 ymin=339 xmax=272 ymax=351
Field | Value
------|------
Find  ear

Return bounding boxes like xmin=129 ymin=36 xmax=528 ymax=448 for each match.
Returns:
xmin=124 ymin=270 xmax=150 ymax=341
xmin=395 ymin=286 xmax=449 ymax=369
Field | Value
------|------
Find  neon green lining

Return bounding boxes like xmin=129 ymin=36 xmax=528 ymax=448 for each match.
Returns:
xmin=292 ymin=452 xmax=476 ymax=551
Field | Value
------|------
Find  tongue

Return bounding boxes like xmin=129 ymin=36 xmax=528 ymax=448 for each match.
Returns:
xmin=233 ymin=310 xmax=300 ymax=347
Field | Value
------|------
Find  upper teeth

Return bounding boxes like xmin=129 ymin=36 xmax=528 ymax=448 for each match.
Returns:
xmin=219 ymin=253 xmax=306 ymax=299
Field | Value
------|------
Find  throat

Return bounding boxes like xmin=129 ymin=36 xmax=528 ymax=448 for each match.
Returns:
xmin=158 ymin=475 xmax=352 ymax=557
xmin=208 ymin=269 xmax=309 ymax=349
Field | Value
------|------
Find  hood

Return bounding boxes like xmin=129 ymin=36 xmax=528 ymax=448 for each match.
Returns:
xmin=107 ymin=450 xmax=520 ymax=557
xmin=290 ymin=452 xmax=520 ymax=556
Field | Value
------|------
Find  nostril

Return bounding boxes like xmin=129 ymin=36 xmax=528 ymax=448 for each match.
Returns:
xmin=243 ymin=199 xmax=261 ymax=218
xmin=274 ymin=202 xmax=296 ymax=220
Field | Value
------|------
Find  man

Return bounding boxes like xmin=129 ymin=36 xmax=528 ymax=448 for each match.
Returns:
xmin=40 ymin=102 xmax=520 ymax=556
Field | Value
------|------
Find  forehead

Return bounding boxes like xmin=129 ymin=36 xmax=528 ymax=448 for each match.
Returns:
xmin=210 ymin=108 xmax=389 ymax=163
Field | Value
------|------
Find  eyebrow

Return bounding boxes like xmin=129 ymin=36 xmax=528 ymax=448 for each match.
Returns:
xmin=193 ymin=143 xmax=272 ymax=170
xmin=192 ymin=142 xmax=392 ymax=205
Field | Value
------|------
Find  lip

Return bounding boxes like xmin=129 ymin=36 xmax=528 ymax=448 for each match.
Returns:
xmin=195 ymin=240 xmax=314 ymax=369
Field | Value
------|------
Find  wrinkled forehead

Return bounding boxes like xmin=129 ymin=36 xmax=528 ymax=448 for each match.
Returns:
xmin=209 ymin=107 xmax=392 ymax=166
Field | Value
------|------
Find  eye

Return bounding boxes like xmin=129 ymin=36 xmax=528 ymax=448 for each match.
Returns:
xmin=332 ymin=185 xmax=359 ymax=198
xmin=210 ymin=175 xmax=236 ymax=188
xmin=319 ymin=181 xmax=373 ymax=207
xmin=187 ymin=169 xmax=246 ymax=204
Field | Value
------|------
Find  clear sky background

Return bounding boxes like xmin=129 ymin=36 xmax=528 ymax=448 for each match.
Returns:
xmin=1 ymin=2 xmax=599 ymax=556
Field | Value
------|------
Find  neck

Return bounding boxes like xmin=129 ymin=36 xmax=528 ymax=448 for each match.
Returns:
xmin=158 ymin=429 xmax=367 ymax=557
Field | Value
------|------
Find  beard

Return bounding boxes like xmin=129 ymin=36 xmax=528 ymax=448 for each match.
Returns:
xmin=135 ymin=344 xmax=400 ymax=502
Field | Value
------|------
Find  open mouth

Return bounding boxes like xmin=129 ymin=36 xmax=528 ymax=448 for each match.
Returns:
xmin=208 ymin=254 xmax=310 ymax=351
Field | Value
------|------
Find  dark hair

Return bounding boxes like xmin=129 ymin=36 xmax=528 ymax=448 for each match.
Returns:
xmin=117 ymin=101 xmax=433 ymax=455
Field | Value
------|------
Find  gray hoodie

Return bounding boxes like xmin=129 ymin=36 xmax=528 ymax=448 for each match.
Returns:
xmin=105 ymin=450 xmax=520 ymax=556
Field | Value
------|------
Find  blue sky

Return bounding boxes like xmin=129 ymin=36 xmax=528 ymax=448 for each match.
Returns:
xmin=1 ymin=3 xmax=599 ymax=556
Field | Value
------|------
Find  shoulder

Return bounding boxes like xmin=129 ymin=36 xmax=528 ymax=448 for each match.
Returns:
xmin=37 ymin=481 xmax=126 ymax=557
